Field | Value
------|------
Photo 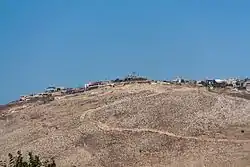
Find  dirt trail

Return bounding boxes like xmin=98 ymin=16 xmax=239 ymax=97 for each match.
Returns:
xmin=80 ymin=92 xmax=162 ymax=121
xmin=80 ymin=98 xmax=127 ymax=121
xmin=79 ymin=90 xmax=250 ymax=144
xmin=96 ymin=122 xmax=250 ymax=143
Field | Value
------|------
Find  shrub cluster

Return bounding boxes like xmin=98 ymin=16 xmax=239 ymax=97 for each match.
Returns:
xmin=0 ymin=151 xmax=56 ymax=167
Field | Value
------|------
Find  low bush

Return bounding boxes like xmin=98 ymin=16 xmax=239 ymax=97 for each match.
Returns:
xmin=0 ymin=151 xmax=56 ymax=167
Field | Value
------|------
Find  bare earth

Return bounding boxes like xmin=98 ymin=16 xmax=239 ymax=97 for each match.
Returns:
xmin=1 ymin=84 xmax=250 ymax=167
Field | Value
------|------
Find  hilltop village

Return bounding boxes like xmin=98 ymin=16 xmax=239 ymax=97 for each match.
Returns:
xmin=1 ymin=74 xmax=250 ymax=110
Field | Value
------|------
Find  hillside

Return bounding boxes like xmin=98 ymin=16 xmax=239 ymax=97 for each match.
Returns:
xmin=1 ymin=83 xmax=250 ymax=167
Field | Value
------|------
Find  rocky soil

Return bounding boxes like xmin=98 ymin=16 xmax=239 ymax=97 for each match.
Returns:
xmin=1 ymin=83 xmax=250 ymax=167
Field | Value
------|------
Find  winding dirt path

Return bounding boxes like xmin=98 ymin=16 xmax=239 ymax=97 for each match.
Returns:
xmin=80 ymin=92 xmax=162 ymax=121
xmin=80 ymin=90 xmax=250 ymax=144
xmin=96 ymin=122 xmax=250 ymax=143
xmin=80 ymin=98 xmax=130 ymax=121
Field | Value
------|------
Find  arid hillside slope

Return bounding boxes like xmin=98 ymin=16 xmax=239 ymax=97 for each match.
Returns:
xmin=1 ymin=84 xmax=250 ymax=167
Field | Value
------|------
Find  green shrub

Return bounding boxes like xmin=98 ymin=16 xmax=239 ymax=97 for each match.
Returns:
xmin=0 ymin=151 xmax=56 ymax=167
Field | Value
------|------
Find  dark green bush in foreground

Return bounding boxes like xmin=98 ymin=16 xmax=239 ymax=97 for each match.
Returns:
xmin=0 ymin=151 xmax=56 ymax=167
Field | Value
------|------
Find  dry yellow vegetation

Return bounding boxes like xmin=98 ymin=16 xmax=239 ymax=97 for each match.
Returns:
xmin=1 ymin=83 xmax=250 ymax=167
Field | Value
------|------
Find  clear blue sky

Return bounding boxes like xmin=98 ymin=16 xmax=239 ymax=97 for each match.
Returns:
xmin=1 ymin=0 xmax=250 ymax=104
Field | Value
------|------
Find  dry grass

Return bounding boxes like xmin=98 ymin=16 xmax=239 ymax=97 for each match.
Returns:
xmin=1 ymin=84 xmax=250 ymax=167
